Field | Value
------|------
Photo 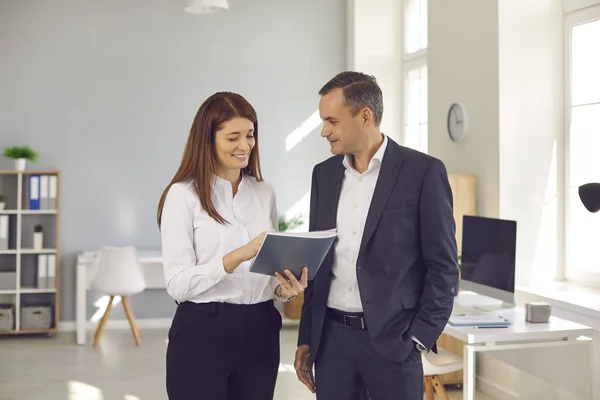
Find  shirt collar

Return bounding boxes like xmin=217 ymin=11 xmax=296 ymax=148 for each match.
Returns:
xmin=342 ymin=134 xmax=388 ymax=173
xmin=213 ymin=172 xmax=245 ymax=193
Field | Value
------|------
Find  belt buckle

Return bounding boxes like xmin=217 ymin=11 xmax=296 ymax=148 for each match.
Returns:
xmin=343 ymin=315 xmax=365 ymax=330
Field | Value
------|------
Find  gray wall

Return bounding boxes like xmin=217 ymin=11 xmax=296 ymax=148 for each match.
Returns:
xmin=0 ymin=0 xmax=346 ymax=322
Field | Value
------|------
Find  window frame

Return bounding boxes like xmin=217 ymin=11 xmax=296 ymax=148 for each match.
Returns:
xmin=403 ymin=58 xmax=428 ymax=154
xmin=402 ymin=0 xmax=428 ymax=154
xmin=563 ymin=0 xmax=600 ymax=14
xmin=562 ymin=3 xmax=600 ymax=284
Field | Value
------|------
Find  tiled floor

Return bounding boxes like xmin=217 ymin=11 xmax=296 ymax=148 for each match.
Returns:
xmin=0 ymin=328 xmax=494 ymax=399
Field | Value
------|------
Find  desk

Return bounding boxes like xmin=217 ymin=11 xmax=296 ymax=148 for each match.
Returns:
xmin=445 ymin=293 xmax=594 ymax=400
xmin=76 ymin=250 xmax=164 ymax=345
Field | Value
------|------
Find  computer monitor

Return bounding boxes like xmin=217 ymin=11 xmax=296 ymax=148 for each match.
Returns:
xmin=459 ymin=215 xmax=517 ymax=311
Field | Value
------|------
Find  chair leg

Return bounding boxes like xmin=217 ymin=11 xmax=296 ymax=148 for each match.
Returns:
xmin=93 ymin=295 xmax=114 ymax=348
xmin=431 ymin=375 xmax=449 ymax=400
xmin=424 ymin=376 xmax=434 ymax=400
xmin=121 ymin=296 xmax=141 ymax=347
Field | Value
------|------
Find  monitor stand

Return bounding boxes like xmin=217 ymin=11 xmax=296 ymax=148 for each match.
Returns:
xmin=473 ymin=301 xmax=515 ymax=312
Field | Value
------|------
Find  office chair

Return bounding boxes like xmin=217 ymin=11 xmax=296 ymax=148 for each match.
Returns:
xmin=422 ymin=348 xmax=463 ymax=400
xmin=90 ymin=246 xmax=146 ymax=348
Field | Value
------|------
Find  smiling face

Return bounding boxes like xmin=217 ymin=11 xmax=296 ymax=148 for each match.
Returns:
xmin=319 ymin=88 xmax=366 ymax=155
xmin=213 ymin=117 xmax=256 ymax=179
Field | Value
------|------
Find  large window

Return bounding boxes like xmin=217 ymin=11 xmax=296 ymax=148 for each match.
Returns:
xmin=564 ymin=3 xmax=600 ymax=283
xmin=402 ymin=0 xmax=428 ymax=154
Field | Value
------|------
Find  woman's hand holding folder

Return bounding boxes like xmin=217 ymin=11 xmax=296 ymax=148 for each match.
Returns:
xmin=223 ymin=232 xmax=266 ymax=273
xmin=223 ymin=232 xmax=308 ymax=300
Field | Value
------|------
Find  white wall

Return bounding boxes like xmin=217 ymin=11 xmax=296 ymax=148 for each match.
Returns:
xmin=428 ymin=0 xmax=500 ymax=219
xmin=429 ymin=0 xmax=574 ymax=398
xmin=0 ymin=0 xmax=346 ymax=321
xmin=347 ymin=0 xmax=403 ymax=143
xmin=498 ymin=0 xmax=564 ymax=287
xmin=487 ymin=0 xmax=566 ymax=397
xmin=428 ymin=0 xmax=563 ymax=288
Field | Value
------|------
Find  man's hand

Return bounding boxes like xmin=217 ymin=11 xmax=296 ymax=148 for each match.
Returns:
xmin=294 ymin=345 xmax=315 ymax=393
xmin=275 ymin=267 xmax=308 ymax=300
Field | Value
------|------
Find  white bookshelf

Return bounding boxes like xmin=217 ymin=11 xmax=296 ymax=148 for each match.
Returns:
xmin=0 ymin=170 xmax=60 ymax=335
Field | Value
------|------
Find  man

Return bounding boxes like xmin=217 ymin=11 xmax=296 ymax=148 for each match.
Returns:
xmin=294 ymin=71 xmax=459 ymax=400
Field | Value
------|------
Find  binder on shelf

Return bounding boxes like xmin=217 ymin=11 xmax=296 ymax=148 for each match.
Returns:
xmin=47 ymin=255 xmax=56 ymax=289
xmin=40 ymin=175 xmax=49 ymax=210
xmin=49 ymin=175 xmax=57 ymax=209
xmin=37 ymin=254 xmax=48 ymax=289
xmin=0 ymin=215 xmax=8 ymax=250
xmin=29 ymin=175 xmax=40 ymax=210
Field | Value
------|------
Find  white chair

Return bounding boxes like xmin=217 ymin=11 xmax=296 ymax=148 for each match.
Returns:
xmin=90 ymin=246 xmax=146 ymax=348
xmin=422 ymin=348 xmax=463 ymax=400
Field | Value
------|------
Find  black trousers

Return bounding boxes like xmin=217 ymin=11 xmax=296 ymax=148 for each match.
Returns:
xmin=315 ymin=317 xmax=424 ymax=400
xmin=166 ymin=300 xmax=282 ymax=400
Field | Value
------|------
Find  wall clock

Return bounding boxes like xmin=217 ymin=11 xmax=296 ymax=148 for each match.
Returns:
xmin=447 ymin=102 xmax=469 ymax=142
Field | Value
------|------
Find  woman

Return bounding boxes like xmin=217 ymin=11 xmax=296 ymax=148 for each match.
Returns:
xmin=157 ymin=92 xmax=307 ymax=400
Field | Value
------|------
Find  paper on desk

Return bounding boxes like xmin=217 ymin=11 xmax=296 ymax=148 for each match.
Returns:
xmin=448 ymin=314 xmax=512 ymax=327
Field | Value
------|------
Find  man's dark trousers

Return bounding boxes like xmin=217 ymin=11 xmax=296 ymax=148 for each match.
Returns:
xmin=314 ymin=317 xmax=424 ymax=400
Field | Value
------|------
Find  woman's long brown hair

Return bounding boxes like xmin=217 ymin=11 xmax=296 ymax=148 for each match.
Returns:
xmin=157 ymin=92 xmax=263 ymax=227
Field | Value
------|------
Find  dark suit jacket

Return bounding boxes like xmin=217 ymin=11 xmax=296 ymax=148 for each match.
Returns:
xmin=298 ymin=137 xmax=459 ymax=363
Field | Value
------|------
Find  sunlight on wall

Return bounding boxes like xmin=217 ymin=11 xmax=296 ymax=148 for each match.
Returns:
xmin=68 ymin=381 xmax=103 ymax=400
xmin=124 ymin=395 xmax=141 ymax=400
xmin=532 ymin=140 xmax=558 ymax=283
xmin=91 ymin=295 xmax=122 ymax=323
xmin=285 ymin=111 xmax=322 ymax=152
xmin=283 ymin=191 xmax=310 ymax=231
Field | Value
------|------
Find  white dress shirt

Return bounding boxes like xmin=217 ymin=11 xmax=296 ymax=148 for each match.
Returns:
xmin=160 ymin=174 xmax=279 ymax=304
xmin=327 ymin=135 xmax=389 ymax=312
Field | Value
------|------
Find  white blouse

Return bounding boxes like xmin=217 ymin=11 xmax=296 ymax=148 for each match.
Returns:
xmin=160 ymin=174 xmax=279 ymax=305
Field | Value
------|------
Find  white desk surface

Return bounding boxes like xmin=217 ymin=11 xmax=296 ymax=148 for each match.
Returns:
xmin=518 ymin=281 xmax=600 ymax=321
xmin=78 ymin=250 xmax=162 ymax=264
xmin=444 ymin=308 xmax=592 ymax=344
xmin=77 ymin=250 xmax=164 ymax=289
xmin=445 ymin=292 xmax=593 ymax=344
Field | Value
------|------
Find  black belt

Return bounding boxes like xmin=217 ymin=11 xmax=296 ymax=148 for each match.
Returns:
xmin=326 ymin=307 xmax=368 ymax=330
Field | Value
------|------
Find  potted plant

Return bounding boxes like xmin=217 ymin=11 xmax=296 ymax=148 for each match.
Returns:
xmin=278 ymin=213 xmax=304 ymax=232
xmin=33 ymin=224 xmax=43 ymax=250
xmin=3 ymin=146 xmax=38 ymax=171
xmin=278 ymin=213 xmax=306 ymax=320
xmin=455 ymin=255 xmax=462 ymax=296
xmin=0 ymin=195 xmax=4 ymax=210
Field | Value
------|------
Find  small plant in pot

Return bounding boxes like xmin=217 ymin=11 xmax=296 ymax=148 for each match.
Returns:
xmin=3 ymin=146 xmax=38 ymax=171
xmin=33 ymin=224 xmax=43 ymax=250
xmin=0 ymin=195 xmax=5 ymax=210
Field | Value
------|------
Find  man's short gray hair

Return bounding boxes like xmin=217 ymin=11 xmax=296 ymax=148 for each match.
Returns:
xmin=318 ymin=71 xmax=383 ymax=126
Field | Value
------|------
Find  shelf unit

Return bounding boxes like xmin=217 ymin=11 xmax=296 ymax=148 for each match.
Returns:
xmin=0 ymin=170 xmax=60 ymax=335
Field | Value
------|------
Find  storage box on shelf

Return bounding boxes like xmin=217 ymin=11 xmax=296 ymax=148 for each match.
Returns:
xmin=0 ymin=170 xmax=60 ymax=335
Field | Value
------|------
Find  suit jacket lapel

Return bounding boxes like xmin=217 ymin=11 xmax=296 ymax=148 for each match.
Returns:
xmin=325 ymin=157 xmax=345 ymax=229
xmin=319 ymin=157 xmax=344 ymax=270
xmin=359 ymin=141 xmax=403 ymax=255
